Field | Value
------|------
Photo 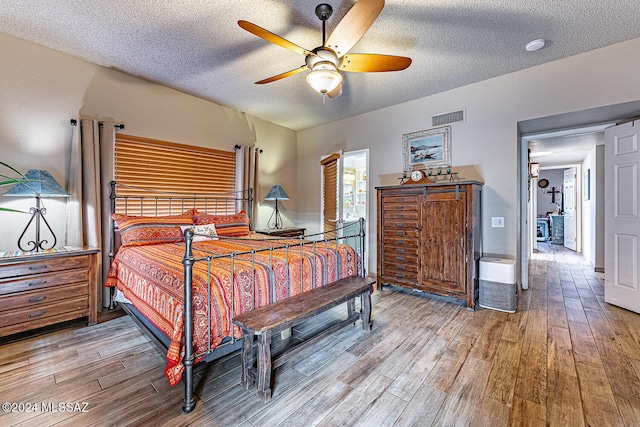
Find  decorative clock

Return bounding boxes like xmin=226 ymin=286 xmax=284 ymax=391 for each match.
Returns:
xmin=403 ymin=170 xmax=433 ymax=185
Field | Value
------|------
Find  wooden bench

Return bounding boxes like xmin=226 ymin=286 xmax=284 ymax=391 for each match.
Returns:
xmin=232 ymin=275 xmax=375 ymax=402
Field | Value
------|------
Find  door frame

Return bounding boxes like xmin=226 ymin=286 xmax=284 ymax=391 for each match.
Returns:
xmin=517 ymin=101 xmax=640 ymax=293
xmin=320 ymin=148 xmax=370 ymax=272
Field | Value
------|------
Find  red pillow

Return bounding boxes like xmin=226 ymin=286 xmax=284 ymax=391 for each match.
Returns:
xmin=193 ymin=211 xmax=250 ymax=237
xmin=112 ymin=212 xmax=195 ymax=247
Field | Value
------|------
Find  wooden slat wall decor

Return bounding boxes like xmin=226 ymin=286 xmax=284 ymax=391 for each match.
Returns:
xmin=114 ymin=134 xmax=236 ymax=215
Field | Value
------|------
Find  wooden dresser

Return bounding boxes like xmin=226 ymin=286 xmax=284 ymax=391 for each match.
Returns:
xmin=0 ymin=248 xmax=99 ymax=337
xmin=376 ymin=182 xmax=482 ymax=309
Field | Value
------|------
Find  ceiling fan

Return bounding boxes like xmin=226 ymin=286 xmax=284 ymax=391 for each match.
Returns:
xmin=238 ymin=0 xmax=412 ymax=99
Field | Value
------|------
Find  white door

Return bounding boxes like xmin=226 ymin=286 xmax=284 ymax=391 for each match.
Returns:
xmin=563 ymin=167 xmax=577 ymax=251
xmin=605 ymin=121 xmax=640 ymax=313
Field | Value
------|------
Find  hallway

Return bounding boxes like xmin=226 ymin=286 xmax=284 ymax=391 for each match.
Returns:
xmin=526 ymin=242 xmax=640 ymax=425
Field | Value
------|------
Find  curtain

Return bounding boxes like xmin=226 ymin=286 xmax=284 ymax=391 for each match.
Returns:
xmin=235 ymin=145 xmax=260 ymax=228
xmin=65 ymin=119 xmax=116 ymax=309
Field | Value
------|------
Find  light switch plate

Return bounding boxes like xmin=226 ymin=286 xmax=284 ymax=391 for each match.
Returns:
xmin=491 ymin=217 xmax=504 ymax=228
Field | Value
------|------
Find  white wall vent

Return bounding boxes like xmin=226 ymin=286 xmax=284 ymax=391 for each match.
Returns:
xmin=432 ymin=108 xmax=466 ymax=127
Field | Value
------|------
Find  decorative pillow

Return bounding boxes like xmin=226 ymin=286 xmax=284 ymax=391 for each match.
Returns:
xmin=180 ymin=224 xmax=218 ymax=242
xmin=193 ymin=211 xmax=251 ymax=237
xmin=112 ymin=213 xmax=195 ymax=247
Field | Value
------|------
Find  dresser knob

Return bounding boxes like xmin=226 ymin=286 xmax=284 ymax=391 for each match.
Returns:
xmin=28 ymin=296 xmax=47 ymax=303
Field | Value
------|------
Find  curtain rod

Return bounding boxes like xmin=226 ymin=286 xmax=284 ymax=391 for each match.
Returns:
xmin=70 ymin=119 xmax=124 ymax=130
xmin=234 ymin=144 xmax=263 ymax=153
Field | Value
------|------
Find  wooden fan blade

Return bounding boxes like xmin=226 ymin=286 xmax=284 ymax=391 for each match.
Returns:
xmin=255 ymin=65 xmax=308 ymax=84
xmin=339 ymin=53 xmax=411 ymax=72
xmin=327 ymin=82 xmax=343 ymax=98
xmin=239 ymin=20 xmax=312 ymax=56
xmin=325 ymin=0 xmax=385 ymax=57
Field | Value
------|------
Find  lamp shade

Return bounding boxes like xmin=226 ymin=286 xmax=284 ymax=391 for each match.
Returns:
xmin=264 ymin=184 xmax=289 ymax=201
xmin=306 ymin=64 xmax=342 ymax=94
xmin=2 ymin=169 xmax=70 ymax=197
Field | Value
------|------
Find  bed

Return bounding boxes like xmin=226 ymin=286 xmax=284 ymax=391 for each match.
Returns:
xmin=105 ymin=182 xmax=366 ymax=412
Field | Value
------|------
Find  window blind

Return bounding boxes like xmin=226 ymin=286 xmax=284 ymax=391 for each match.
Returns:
xmin=114 ymin=134 xmax=236 ymax=215
xmin=321 ymin=153 xmax=340 ymax=234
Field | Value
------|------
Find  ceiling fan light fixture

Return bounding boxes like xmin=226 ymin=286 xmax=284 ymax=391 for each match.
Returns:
xmin=306 ymin=62 xmax=342 ymax=94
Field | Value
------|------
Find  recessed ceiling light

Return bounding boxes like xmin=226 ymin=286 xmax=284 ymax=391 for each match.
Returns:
xmin=526 ymin=39 xmax=546 ymax=52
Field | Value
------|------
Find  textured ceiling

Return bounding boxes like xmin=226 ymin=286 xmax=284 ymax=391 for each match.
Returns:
xmin=2 ymin=0 xmax=640 ymax=131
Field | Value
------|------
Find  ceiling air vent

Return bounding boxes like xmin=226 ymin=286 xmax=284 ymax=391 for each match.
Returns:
xmin=432 ymin=108 xmax=465 ymax=127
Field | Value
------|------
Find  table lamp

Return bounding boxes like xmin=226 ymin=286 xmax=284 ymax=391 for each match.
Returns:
xmin=264 ymin=184 xmax=289 ymax=229
xmin=3 ymin=169 xmax=70 ymax=252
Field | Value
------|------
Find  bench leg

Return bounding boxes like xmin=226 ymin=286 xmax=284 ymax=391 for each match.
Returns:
xmin=240 ymin=329 xmax=255 ymax=390
xmin=361 ymin=290 xmax=372 ymax=331
xmin=256 ymin=330 xmax=272 ymax=402
xmin=347 ymin=297 xmax=355 ymax=322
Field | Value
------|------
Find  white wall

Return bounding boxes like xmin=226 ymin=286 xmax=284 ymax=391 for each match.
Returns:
xmin=581 ymin=143 xmax=605 ymax=271
xmin=594 ymin=144 xmax=605 ymax=271
xmin=582 ymin=147 xmax=597 ymax=266
xmin=0 ymin=33 xmax=298 ymax=251
xmin=537 ymin=169 xmax=565 ymax=216
xmin=297 ymin=37 xmax=640 ymax=271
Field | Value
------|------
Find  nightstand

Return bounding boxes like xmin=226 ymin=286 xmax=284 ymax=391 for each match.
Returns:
xmin=0 ymin=247 xmax=99 ymax=337
xmin=256 ymin=227 xmax=306 ymax=237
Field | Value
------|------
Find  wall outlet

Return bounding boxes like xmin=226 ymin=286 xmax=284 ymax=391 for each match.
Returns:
xmin=491 ymin=217 xmax=504 ymax=228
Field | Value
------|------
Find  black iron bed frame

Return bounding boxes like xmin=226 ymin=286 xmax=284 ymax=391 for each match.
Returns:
xmin=108 ymin=182 xmax=367 ymax=413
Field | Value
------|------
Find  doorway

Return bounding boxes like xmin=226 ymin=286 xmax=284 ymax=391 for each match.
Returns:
xmin=320 ymin=149 xmax=369 ymax=268
xmin=520 ymin=123 xmax=610 ymax=289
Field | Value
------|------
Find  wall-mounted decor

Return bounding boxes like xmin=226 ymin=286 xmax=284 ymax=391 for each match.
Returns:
xmin=529 ymin=162 xmax=540 ymax=178
xmin=403 ymin=125 xmax=451 ymax=171
xmin=583 ymin=168 xmax=590 ymax=200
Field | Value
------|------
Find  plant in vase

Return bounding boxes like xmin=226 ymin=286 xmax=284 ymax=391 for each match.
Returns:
xmin=0 ymin=161 xmax=31 ymax=213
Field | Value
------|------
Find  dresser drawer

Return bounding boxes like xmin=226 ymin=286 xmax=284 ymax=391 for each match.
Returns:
xmin=0 ymin=269 xmax=89 ymax=296
xmin=383 ymin=211 xmax=419 ymax=221
xmin=381 ymin=252 xmax=419 ymax=265
xmin=382 ymin=220 xmax=419 ymax=229
xmin=383 ymin=236 xmax=419 ymax=249
xmin=385 ymin=229 xmax=419 ymax=239
xmin=382 ymin=195 xmax=421 ymax=206
xmin=0 ymin=255 xmax=89 ymax=279
xmin=0 ymin=283 xmax=88 ymax=311
xmin=0 ymin=295 xmax=89 ymax=329
xmin=381 ymin=267 xmax=418 ymax=282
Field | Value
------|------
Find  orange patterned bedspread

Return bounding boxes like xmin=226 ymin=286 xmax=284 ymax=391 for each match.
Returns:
xmin=105 ymin=233 xmax=360 ymax=385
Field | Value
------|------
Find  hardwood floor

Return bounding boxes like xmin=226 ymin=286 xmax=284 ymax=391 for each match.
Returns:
xmin=2 ymin=243 xmax=640 ymax=426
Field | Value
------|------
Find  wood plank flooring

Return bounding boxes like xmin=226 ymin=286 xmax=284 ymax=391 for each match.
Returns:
xmin=1 ymin=243 xmax=640 ymax=426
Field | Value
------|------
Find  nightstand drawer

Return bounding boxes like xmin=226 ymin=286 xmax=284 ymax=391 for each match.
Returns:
xmin=0 ymin=269 xmax=89 ymax=296
xmin=0 ymin=283 xmax=88 ymax=311
xmin=0 ymin=295 xmax=89 ymax=329
xmin=0 ymin=255 xmax=90 ymax=279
